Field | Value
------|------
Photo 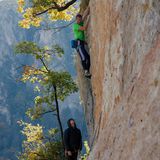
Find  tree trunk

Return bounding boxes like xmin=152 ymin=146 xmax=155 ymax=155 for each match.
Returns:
xmin=53 ymin=85 xmax=64 ymax=150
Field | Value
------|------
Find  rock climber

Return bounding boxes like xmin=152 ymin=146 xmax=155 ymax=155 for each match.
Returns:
xmin=72 ymin=8 xmax=91 ymax=78
xmin=64 ymin=118 xmax=82 ymax=160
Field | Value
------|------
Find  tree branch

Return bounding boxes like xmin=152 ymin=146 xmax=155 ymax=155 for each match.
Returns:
xmin=39 ymin=57 xmax=50 ymax=72
xmin=16 ymin=64 xmax=48 ymax=73
xmin=35 ymin=0 xmax=77 ymax=16
xmin=53 ymin=85 xmax=64 ymax=150
xmin=36 ymin=110 xmax=57 ymax=118
xmin=41 ymin=20 xmax=75 ymax=32
xmin=40 ymin=110 xmax=56 ymax=115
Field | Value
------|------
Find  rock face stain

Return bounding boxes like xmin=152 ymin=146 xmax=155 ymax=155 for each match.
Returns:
xmin=78 ymin=0 xmax=160 ymax=159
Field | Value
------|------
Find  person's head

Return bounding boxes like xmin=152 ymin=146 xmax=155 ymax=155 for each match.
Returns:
xmin=67 ymin=118 xmax=76 ymax=128
xmin=76 ymin=14 xmax=82 ymax=24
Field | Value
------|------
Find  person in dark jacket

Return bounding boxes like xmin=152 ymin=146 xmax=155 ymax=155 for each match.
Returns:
xmin=64 ymin=118 xmax=82 ymax=160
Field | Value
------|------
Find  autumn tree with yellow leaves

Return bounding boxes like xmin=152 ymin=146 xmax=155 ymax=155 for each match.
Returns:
xmin=17 ymin=0 xmax=78 ymax=28
xmin=15 ymin=42 xmax=78 ymax=159
xmin=17 ymin=121 xmax=63 ymax=160
xmin=16 ymin=0 xmax=80 ymax=159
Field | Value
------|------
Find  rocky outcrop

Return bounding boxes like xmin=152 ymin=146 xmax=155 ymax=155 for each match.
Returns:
xmin=77 ymin=0 xmax=160 ymax=159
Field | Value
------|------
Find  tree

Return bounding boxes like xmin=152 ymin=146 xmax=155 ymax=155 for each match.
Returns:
xmin=17 ymin=0 xmax=78 ymax=28
xmin=15 ymin=41 xmax=78 ymax=150
xmin=16 ymin=0 xmax=79 ymax=158
xmin=17 ymin=121 xmax=63 ymax=160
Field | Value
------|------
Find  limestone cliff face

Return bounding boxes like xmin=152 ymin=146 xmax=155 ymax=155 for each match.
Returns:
xmin=77 ymin=0 xmax=160 ymax=159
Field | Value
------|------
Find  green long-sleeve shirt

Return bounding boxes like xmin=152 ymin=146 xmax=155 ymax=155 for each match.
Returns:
xmin=73 ymin=22 xmax=85 ymax=41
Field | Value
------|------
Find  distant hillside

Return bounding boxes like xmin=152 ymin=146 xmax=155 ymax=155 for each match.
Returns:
xmin=0 ymin=1 xmax=87 ymax=159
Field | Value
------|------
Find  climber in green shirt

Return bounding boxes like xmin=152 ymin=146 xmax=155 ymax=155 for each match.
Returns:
xmin=73 ymin=13 xmax=91 ymax=78
xmin=73 ymin=21 xmax=85 ymax=41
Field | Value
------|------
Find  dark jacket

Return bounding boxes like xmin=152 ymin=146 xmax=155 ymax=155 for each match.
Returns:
xmin=64 ymin=119 xmax=82 ymax=151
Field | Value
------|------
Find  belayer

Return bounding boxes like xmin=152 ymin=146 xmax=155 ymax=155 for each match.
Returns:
xmin=72 ymin=8 xmax=91 ymax=78
xmin=64 ymin=118 xmax=82 ymax=160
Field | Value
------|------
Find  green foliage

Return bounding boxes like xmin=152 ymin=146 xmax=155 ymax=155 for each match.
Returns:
xmin=15 ymin=41 xmax=40 ymax=55
xmin=81 ymin=141 xmax=90 ymax=160
xmin=15 ymin=41 xmax=64 ymax=59
xmin=16 ymin=41 xmax=78 ymax=159
xmin=17 ymin=121 xmax=63 ymax=160
xmin=15 ymin=41 xmax=78 ymax=120
xmin=47 ymin=71 xmax=78 ymax=101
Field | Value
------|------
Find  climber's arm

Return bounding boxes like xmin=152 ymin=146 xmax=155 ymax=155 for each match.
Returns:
xmin=82 ymin=6 xmax=90 ymax=21
xmin=79 ymin=16 xmax=90 ymax=31
xmin=76 ymin=6 xmax=90 ymax=32
xmin=79 ymin=6 xmax=90 ymax=31
xmin=79 ymin=26 xmax=86 ymax=31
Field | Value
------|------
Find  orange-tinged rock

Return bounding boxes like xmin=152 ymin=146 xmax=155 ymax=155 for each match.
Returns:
xmin=77 ymin=0 xmax=160 ymax=159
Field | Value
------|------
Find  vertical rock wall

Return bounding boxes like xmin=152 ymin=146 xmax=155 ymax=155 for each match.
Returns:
xmin=77 ymin=0 xmax=160 ymax=159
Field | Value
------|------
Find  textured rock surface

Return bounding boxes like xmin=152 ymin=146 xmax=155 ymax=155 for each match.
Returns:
xmin=78 ymin=0 xmax=160 ymax=159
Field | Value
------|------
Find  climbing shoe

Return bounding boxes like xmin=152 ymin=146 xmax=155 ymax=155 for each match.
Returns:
xmin=84 ymin=70 xmax=91 ymax=78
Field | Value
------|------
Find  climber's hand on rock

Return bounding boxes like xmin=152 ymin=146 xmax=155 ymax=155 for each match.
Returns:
xmin=84 ymin=41 xmax=88 ymax=45
xmin=67 ymin=151 xmax=72 ymax=156
xmin=65 ymin=150 xmax=68 ymax=157
xmin=79 ymin=26 xmax=86 ymax=31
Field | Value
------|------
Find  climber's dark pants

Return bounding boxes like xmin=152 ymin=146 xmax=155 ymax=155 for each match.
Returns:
xmin=76 ymin=40 xmax=90 ymax=71
xmin=67 ymin=151 xmax=78 ymax=160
